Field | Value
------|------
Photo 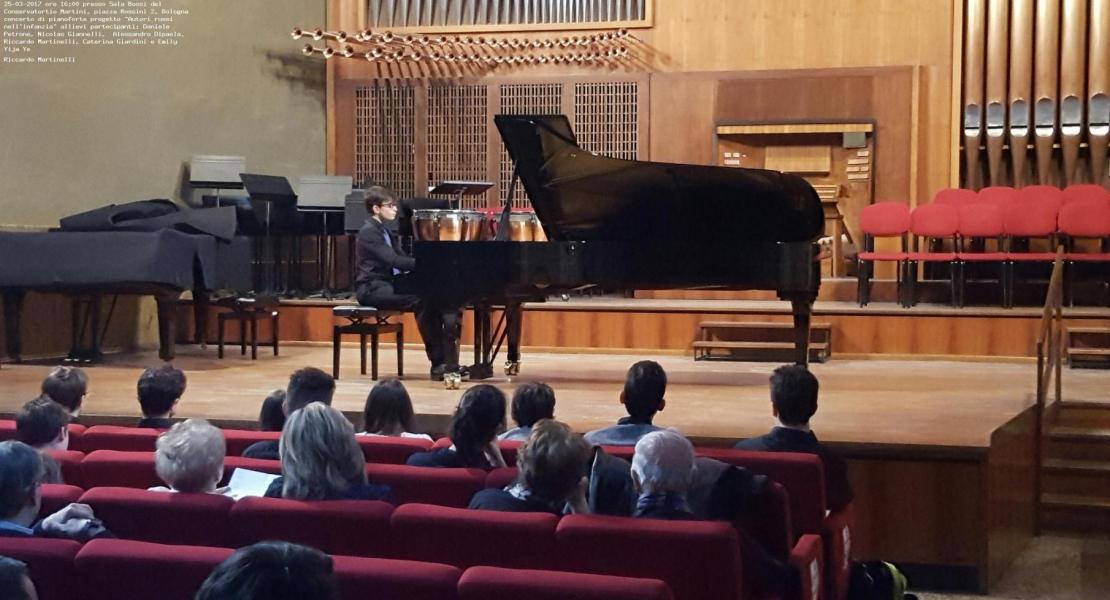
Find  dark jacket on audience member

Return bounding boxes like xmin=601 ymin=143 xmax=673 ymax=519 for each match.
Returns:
xmin=137 ymin=417 xmax=175 ymax=429
xmin=262 ymin=476 xmax=396 ymax=504
xmin=241 ymin=440 xmax=280 ymax=461
xmin=734 ymin=426 xmax=853 ymax=512
xmin=468 ymin=488 xmax=564 ymax=515
xmin=406 ymin=448 xmax=494 ymax=470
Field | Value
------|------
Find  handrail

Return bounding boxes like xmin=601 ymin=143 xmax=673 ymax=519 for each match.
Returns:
xmin=1033 ymin=246 xmax=1065 ymax=534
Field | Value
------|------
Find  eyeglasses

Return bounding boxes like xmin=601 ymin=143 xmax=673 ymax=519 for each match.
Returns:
xmin=379 ymin=202 xmax=398 ymax=209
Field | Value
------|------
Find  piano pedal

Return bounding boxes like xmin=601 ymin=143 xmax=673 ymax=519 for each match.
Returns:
xmin=444 ymin=372 xmax=463 ymax=390
xmin=504 ymin=361 xmax=520 ymax=376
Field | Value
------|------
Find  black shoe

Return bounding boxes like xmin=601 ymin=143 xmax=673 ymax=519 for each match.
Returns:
xmin=430 ymin=364 xmax=446 ymax=381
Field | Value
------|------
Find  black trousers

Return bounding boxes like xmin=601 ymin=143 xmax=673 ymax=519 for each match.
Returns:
xmin=355 ymin=280 xmax=460 ymax=370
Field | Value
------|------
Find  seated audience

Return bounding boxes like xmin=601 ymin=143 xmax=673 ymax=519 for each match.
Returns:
xmin=258 ymin=390 xmax=287 ymax=432
xmin=630 ymin=429 xmax=696 ymax=520
xmin=359 ymin=379 xmax=432 ymax=440
xmin=14 ymin=396 xmax=69 ymax=484
xmin=195 ymin=541 xmax=337 ymax=600
xmin=470 ymin=419 xmax=590 ymax=515
xmin=136 ymin=364 xmax=186 ymax=429
xmin=40 ymin=365 xmax=87 ymax=420
xmin=264 ymin=403 xmax=394 ymax=502
xmin=0 ymin=556 xmax=37 ymax=600
xmin=150 ymin=419 xmax=227 ymax=494
xmin=498 ymin=382 xmax=556 ymax=442
xmin=242 ymin=367 xmax=336 ymax=460
xmin=0 ymin=441 xmax=111 ymax=540
xmin=734 ymin=365 xmax=853 ymax=511
xmin=406 ymin=384 xmax=508 ymax=469
xmin=584 ymin=360 xmax=667 ymax=446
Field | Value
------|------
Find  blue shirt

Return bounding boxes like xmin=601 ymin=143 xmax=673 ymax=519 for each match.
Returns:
xmin=583 ymin=421 xmax=661 ymax=446
xmin=382 ymin=229 xmax=400 ymax=276
xmin=0 ymin=520 xmax=35 ymax=537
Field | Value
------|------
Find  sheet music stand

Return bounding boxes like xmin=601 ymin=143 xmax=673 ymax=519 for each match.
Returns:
xmin=240 ymin=173 xmax=297 ymax=293
xmin=190 ymin=155 xmax=245 ymax=206
xmin=297 ymin=176 xmax=353 ymax=298
xmin=428 ymin=180 xmax=494 ymax=209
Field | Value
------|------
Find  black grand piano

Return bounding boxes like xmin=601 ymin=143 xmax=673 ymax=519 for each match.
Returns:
xmin=398 ymin=115 xmax=823 ymax=385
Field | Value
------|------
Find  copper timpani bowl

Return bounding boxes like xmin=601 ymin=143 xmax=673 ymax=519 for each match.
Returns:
xmin=412 ymin=210 xmax=488 ymax=241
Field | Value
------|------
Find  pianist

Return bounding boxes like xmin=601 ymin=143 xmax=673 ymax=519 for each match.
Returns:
xmin=354 ymin=187 xmax=452 ymax=380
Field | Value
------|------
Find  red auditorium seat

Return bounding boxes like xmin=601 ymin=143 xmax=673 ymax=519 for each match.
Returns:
xmin=366 ymin=464 xmax=486 ymax=507
xmin=332 ymin=555 xmax=462 ymax=600
xmin=357 ymin=434 xmax=436 ymax=464
xmin=222 ymin=455 xmax=282 ymax=481
xmin=977 ymin=185 xmax=1019 ymax=205
xmin=955 ymin=202 xmax=1007 ymax=306
xmin=75 ymin=539 xmax=232 ymax=600
xmin=80 ymin=450 xmax=160 ymax=488
xmin=78 ymin=425 xmax=162 ymax=452
xmin=231 ymin=497 xmax=394 ymax=557
xmin=0 ymin=420 xmax=86 ymax=445
xmin=485 ymin=466 xmax=518 ymax=489
xmin=1063 ymin=183 xmax=1110 ymax=206
xmin=458 ymin=566 xmax=673 ymax=600
xmin=39 ymin=483 xmax=84 ymax=516
xmin=79 ymin=487 xmax=235 ymax=547
xmin=1016 ymin=185 xmax=1066 ymax=214
xmin=932 ymin=188 xmax=979 ymax=206
xmin=556 ymin=514 xmax=743 ymax=600
xmin=1058 ymin=199 xmax=1110 ymax=305
xmin=856 ymin=201 xmax=912 ymax=306
xmin=905 ymin=202 xmax=960 ymax=306
xmin=496 ymin=439 xmax=523 ymax=464
xmin=44 ymin=448 xmax=85 ymax=486
xmin=0 ymin=537 xmax=81 ymax=600
xmin=1003 ymin=199 xmax=1060 ymax=307
xmin=221 ymin=429 xmax=279 ymax=455
xmin=391 ymin=503 xmax=559 ymax=570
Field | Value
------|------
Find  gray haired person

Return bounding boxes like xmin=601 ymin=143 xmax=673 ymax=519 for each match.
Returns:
xmin=630 ymin=429 xmax=696 ymax=520
xmin=150 ymin=419 xmax=227 ymax=494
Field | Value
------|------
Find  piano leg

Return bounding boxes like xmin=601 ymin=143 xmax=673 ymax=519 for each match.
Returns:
xmin=2 ymin=290 xmax=25 ymax=362
xmin=789 ymin=295 xmax=815 ymax=367
xmin=192 ymin=287 xmax=209 ymax=347
xmin=155 ymin=293 xmax=181 ymax=361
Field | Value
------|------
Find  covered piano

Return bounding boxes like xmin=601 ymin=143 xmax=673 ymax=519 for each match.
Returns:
xmin=398 ymin=115 xmax=823 ymax=384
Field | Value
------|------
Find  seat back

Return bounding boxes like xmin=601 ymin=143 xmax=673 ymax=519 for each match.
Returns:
xmin=1059 ymin=200 xmax=1110 ymax=238
xmin=957 ymin=203 xmax=1005 ymax=238
xmin=932 ymin=188 xmax=978 ymax=206
xmin=0 ymin=537 xmax=81 ymax=600
xmin=220 ymin=456 xmax=283 ymax=485
xmin=1003 ymin=200 xmax=1059 ymax=237
xmin=358 ymin=435 xmax=436 ymax=464
xmin=1063 ymin=183 xmax=1110 ymax=205
xmin=0 ymin=420 xmax=85 ymax=446
xmin=80 ymin=450 xmax=160 ymax=488
xmin=391 ymin=503 xmax=559 ymax=569
xmin=79 ymin=487 xmax=235 ymax=546
xmin=222 ymin=429 xmax=279 ymax=456
xmin=44 ymin=449 xmax=85 ymax=486
xmin=79 ymin=425 xmax=161 ymax=452
xmin=496 ymin=440 xmax=524 ymax=465
xmin=333 ymin=555 xmax=462 ymax=600
xmin=231 ymin=497 xmax=394 ymax=557
xmin=458 ymin=566 xmax=673 ymax=600
xmin=910 ymin=203 xmax=959 ymax=238
xmin=977 ymin=185 xmax=1019 ymax=205
xmin=556 ymin=514 xmax=743 ymax=600
xmin=485 ymin=467 xmax=518 ymax=490
xmin=74 ymin=539 xmax=232 ymax=600
xmin=39 ymin=483 xmax=84 ymax=517
xmin=1016 ymin=185 xmax=1065 ymax=213
xmin=858 ymin=201 xmax=911 ymax=236
xmin=366 ymin=464 xmax=486 ymax=507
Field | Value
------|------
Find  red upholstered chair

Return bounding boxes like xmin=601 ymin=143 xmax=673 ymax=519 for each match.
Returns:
xmin=0 ymin=419 xmax=14 ymax=441
xmin=391 ymin=503 xmax=559 ymax=569
xmin=904 ymin=203 xmax=960 ymax=307
xmin=333 ymin=555 xmax=462 ymax=600
xmin=496 ymin=439 xmax=524 ymax=464
xmin=39 ymin=483 xmax=84 ymax=517
xmin=230 ymin=497 xmax=394 ymax=557
xmin=556 ymin=514 xmax=744 ymax=600
xmin=458 ymin=566 xmax=673 ymax=600
xmin=357 ymin=435 xmax=436 ymax=464
xmin=221 ymin=429 xmax=279 ymax=456
xmin=955 ymin=203 xmax=1007 ymax=307
xmin=0 ymin=421 xmax=85 ymax=445
xmin=485 ymin=466 xmax=518 ymax=490
xmin=598 ymin=445 xmax=636 ymax=460
xmin=220 ymin=456 xmax=282 ymax=486
xmin=44 ymin=449 xmax=85 ymax=486
xmin=932 ymin=188 xmax=979 ymax=206
xmin=1058 ymin=200 xmax=1110 ymax=305
xmin=1063 ymin=183 xmax=1110 ymax=205
xmin=74 ymin=539 xmax=232 ymax=600
xmin=856 ymin=201 xmax=911 ymax=306
xmin=0 ymin=537 xmax=81 ymax=600
xmin=977 ymin=185 xmax=1019 ymax=206
xmin=79 ymin=487 xmax=236 ymax=547
xmin=80 ymin=450 xmax=160 ymax=488
xmin=366 ymin=464 xmax=486 ymax=507
xmin=79 ymin=425 xmax=161 ymax=452
xmin=1003 ymin=200 xmax=1060 ymax=307
xmin=1016 ymin=185 xmax=1066 ymax=214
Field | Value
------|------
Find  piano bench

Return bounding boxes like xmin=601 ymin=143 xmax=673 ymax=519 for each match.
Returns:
xmin=216 ymin=297 xmax=280 ymax=360
xmin=332 ymin=306 xmax=403 ymax=381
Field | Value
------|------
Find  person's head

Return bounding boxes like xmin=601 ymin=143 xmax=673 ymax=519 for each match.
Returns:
xmin=154 ymin=419 xmax=226 ymax=493
xmin=769 ymin=365 xmax=819 ymax=427
xmin=195 ymin=541 xmax=336 ymax=600
xmin=258 ymin=390 xmax=287 ymax=432
xmin=517 ymin=419 xmax=590 ymax=502
xmin=631 ymin=429 xmax=695 ymax=496
xmin=449 ymin=384 xmax=507 ymax=467
xmin=365 ymin=185 xmax=399 ymax=223
xmin=362 ymin=379 xmax=415 ymax=435
xmin=620 ymin=360 xmax=667 ymax=422
xmin=279 ymin=403 xmax=366 ymax=500
xmin=137 ymin=364 xmax=186 ymax=418
xmin=40 ymin=366 xmax=87 ymax=417
xmin=0 ymin=441 xmax=44 ymax=527
xmin=510 ymin=382 xmax=556 ymax=429
xmin=15 ymin=396 xmax=69 ymax=451
xmin=284 ymin=367 xmax=335 ymax=415
xmin=0 ymin=557 xmax=37 ymax=600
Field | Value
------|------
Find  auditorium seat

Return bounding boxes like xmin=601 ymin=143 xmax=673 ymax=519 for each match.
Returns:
xmin=496 ymin=439 xmax=523 ymax=464
xmin=905 ymin=202 xmax=960 ymax=307
xmin=80 ymin=450 xmax=160 ymax=488
xmin=0 ymin=420 xmax=86 ymax=446
xmin=556 ymin=514 xmax=744 ymax=600
xmin=79 ymin=425 xmax=161 ymax=452
xmin=856 ymin=201 xmax=912 ymax=306
xmin=231 ymin=497 xmax=394 ymax=557
xmin=74 ymin=539 xmax=232 ymax=600
xmin=458 ymin=566 xmax=673 ymax=600
xmin=222 ymin=455 xmax=282 ymax=481
xmin=366 ymin=464 xmax=486 ymax=507
xmin=44 ymin=448 xmax=85 ymax=486
xmin=357 ymin=434 xmax=435 ymax=464
xmin=955 ymin=202 xmax=1007 ymax=306
xmin=485 ymin=466 xmax=518 ymax=490
xmin=1063 ymin=183 xmax=1110 ymax=206
xmin=79 ymin=487 xmax=235 ymax=547
xmin=221 ymin=429 xmax=279 ymax=455
xmin=39 ymin=483 xmax=84 ymax=517
xmin=0 ymin=537 xmax=81 ymax=600
xmin=391 ymin=503 xmax=559 ymax=570
xmin=932 ymin=188 xmax=979 ymax=206
xmin=332 ymin=555 xmax=462 ymax=600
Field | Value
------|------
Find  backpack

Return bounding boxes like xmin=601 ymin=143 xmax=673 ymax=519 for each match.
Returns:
xmin=848 ymin=561 xmax=917 ymax=600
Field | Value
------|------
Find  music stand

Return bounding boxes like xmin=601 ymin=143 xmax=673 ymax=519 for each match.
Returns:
xmin=189 ymin=155 xmax=245 ymax=206
xmin=428 ymin=180 xmax=494 ymax=209
xmin=241 ymin=173 xmax=297 ymax=293
xmin=297 ymin=176 xmax=353 ymax=298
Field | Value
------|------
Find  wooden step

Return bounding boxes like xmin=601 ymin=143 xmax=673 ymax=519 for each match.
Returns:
xmin=1068 ymin=348 xmax=1110 ymax=357
xmin=1043 ymin=465 xmax=1110 ymax=497
xmin=1040 ymin=493 xmax=1110 ymax=531
xmin=698 ymin=321 xmax=832 ymax=330
xmin=1043 ymin=437 xmax=1110 ymax=462
xmin=1051 ymin=403 xmax=1110 ymax=428
xmin=1041 ymin=493 xmax=1110 ymax=512
xmin=1043 ymin=458 xmax=1110 ymax=473
xmin=1066 ymin=327 xmax=1110 ymax=335
xmin=692 ymin=341 xmax=830 ymax=351
xmin=1047 ymin=426 xmax=1110 ymax=442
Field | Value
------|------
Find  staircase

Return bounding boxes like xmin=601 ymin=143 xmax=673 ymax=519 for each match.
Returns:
xmin=1066 ymin=327 xmax=1110 ymax=369
xmin=693 ymin=322 xmax=832 ymax=363
xmin=1040 ymin=402 xmax=1110 ymax=531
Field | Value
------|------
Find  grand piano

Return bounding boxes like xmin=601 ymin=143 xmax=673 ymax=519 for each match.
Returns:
xmin=398 ymin=115 xmax=823 ymax=385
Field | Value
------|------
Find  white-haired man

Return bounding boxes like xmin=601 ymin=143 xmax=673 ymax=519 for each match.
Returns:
xmin=150 ymin=419 xmax=227 ymax=494
xmin=630 ymin=429 xmax=696 ymax=520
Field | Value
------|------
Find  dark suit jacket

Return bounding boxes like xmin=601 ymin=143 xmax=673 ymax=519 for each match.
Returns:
xmin=354 ymin=218 xmax=415 ymax=286
xmin=137 ymin=417 xmax=174 ymax=429
xmin=734 ymin=427 xmax=853 ymax=512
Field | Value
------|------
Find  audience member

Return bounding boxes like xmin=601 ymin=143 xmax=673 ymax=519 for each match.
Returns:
xmin=406 ymin=384 xmax=508 ymax=469
xmin=359 ymin=379 xmax=431 ymax=440
xmin=583 ymin=360 xmax=667 ymax=446
xmin=150 ymin=419 xmax=227 ymax=494
xmin=137 ymin=364 xmax=186 ymax=429
xmin=14 ymin=396 xmax=69 ymax=484
xmin=242 ymin=367 xmax=336 ymax=460
xmin=734 ymin=365 xmax=853 ymax=511
xmin=470 ymin=419 xmax=589 ymax=515
xmin=498 ymin=382 xmax=556 ymax=442
xmin=630 ymin=429 xmax=696 ymax=519
xmin=0 ymin=441 xmax=111 ymax=540
xmin=258 ymin=390 xmax=287 ymax=432
xmin=0 ymin=556 xmax=36 ymax=600
xmin=264 ymin=403 xmax=394 ymax=502
xmin=40 ymin=365 xmax=87 ymax=419
xmin=194 ymin=541 xmax=337 ymax=600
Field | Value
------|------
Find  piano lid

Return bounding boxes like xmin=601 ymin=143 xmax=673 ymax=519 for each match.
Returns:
xmin=494 ymin=114 xmax=824 ymax=244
